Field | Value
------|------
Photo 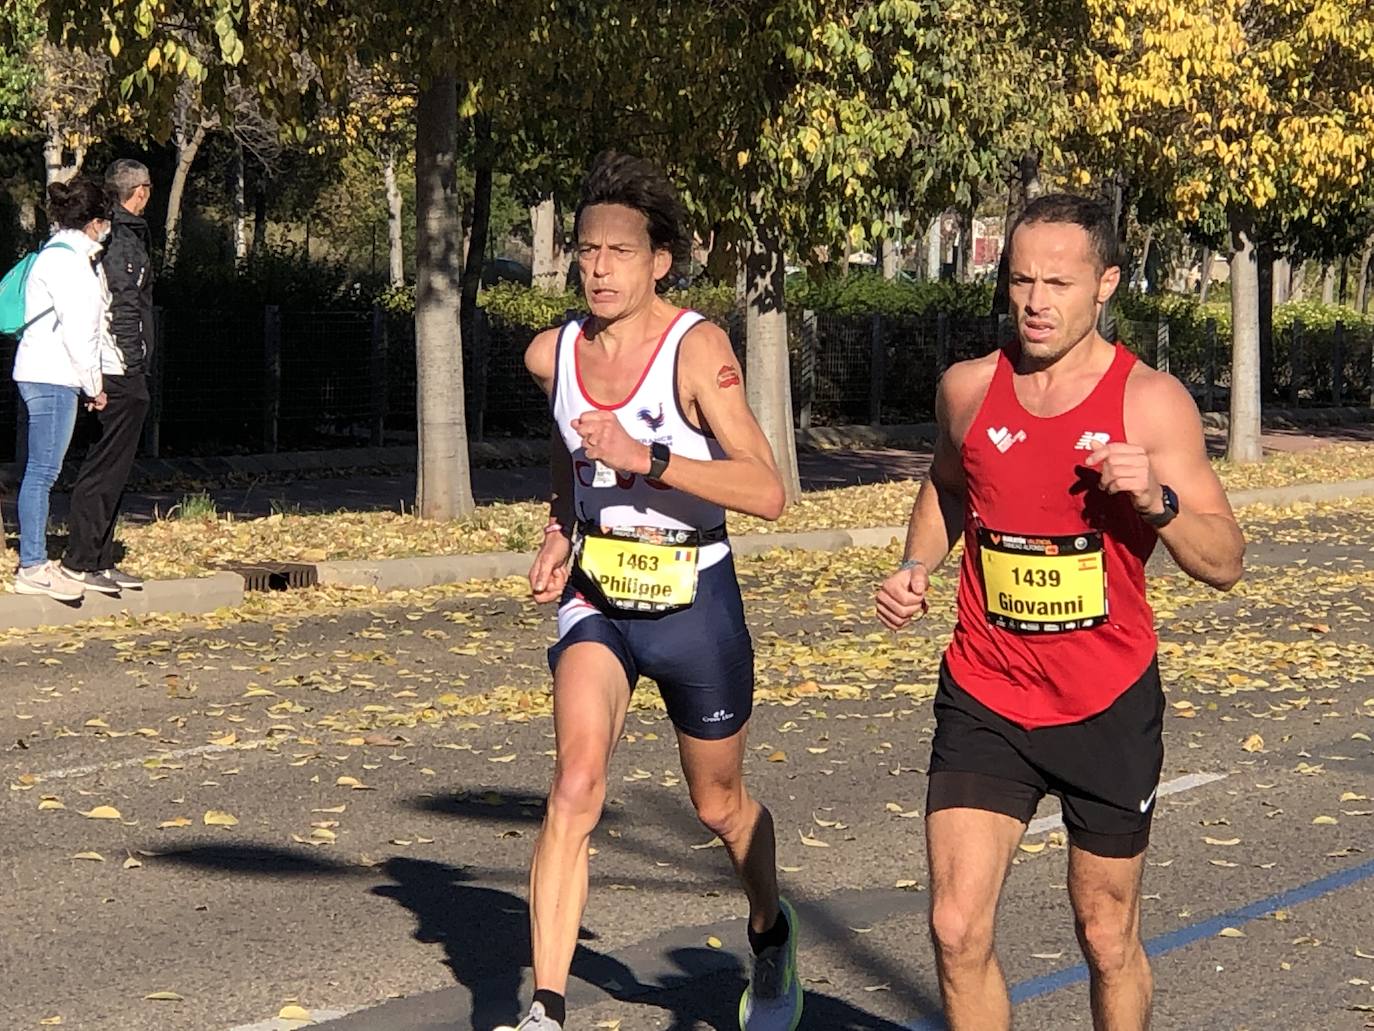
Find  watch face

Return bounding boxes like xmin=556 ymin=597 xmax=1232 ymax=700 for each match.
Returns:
xmin=1163 ymin=485 xmax=1179 ymax=513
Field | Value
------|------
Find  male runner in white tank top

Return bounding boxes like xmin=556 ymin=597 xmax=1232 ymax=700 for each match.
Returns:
xmin=495 ymin=153 xmax=803 ymax=1031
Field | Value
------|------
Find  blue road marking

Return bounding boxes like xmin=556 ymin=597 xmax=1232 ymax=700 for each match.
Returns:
xmin=904 ymin=854 xmax=1374 ymax=1030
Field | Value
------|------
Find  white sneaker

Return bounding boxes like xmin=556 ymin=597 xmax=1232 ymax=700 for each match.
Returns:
xmin=13 ymin=561 xmax=85 ymax=602
xmin=494 ymin=1002 xmax=562 ymax=1030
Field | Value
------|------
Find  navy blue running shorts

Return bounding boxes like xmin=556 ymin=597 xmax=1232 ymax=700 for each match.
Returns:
xmin=547 ymin=552 xmax=754 ymax=740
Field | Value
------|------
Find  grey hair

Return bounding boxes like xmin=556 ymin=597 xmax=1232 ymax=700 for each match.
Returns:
xmin=105 ymin=158 xmax=151 ymax=203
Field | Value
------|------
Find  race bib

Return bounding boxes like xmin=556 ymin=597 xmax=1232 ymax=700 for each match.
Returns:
xmin=978 ymin=527 xmax=1108 ymax=633
xmin=577 ymin=530 xmax=699 ymax=613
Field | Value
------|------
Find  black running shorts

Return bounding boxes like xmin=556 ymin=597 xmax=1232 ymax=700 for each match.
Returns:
xmin=927 ymin=659 xmax=1165 ymax=858
xmin=547 ymin=553 xmax=754 ymax=740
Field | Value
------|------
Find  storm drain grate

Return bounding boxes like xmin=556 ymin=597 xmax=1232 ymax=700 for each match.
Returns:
xmin=225 ymin=562 xmax=320 ymax=592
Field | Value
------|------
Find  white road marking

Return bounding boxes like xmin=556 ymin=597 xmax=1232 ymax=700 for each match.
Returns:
xmin=1024 ymin=771 xmax=1228 ymax=837
xmin=19 ymin=739 xmax=277 ymax=783
xmin=223 ymin=1009 xmax=357 ymax=1031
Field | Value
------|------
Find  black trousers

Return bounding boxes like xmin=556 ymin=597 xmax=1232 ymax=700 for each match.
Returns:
xmin=63 ymin=373 xmax=150 ymax=572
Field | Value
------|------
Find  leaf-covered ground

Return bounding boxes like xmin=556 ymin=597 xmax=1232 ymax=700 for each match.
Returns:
xmin=1 ymin=442 xmax=1371 ymax=588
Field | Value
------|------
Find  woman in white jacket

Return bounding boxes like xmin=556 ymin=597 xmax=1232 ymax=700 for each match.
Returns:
xmin=11 ymin=177 xmax=112 ymax=601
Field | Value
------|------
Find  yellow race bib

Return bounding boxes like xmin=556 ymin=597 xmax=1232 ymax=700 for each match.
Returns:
xmin=978 ymin=527 xmax=1108 ymax=634
xmin=576 ymin=530 xmax=700 ymax=614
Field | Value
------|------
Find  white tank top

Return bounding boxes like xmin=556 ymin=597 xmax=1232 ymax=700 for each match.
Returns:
xmin=551 ymin=309 xmax=730 ymax=569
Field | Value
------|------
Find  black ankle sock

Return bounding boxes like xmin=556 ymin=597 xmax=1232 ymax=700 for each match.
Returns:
xmin=532 ymin=989 xmax=566 ymax=1025
xmin=748 ymin=909 xmax=790 ymax=956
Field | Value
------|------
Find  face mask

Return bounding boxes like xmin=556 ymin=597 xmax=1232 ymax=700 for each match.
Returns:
xmin=98 ymin=225 xmax=112 ymax=243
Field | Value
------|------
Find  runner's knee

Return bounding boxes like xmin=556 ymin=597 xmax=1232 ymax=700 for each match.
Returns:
xmin=929 ymin=900 xmax=994 ymax=964
xmin=546 ymin=761 xmax=607 ymax=831
xmin=1075 ymin=910 xmax=1139 ymax=977
xmin=691 ymin=783 xmax=749 ymax=839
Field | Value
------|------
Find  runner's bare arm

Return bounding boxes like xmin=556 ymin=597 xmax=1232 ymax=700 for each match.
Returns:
xmin=526 ymin=330 xmax=574 ymax=600
xmin=899 ymin=360 xmax=987 ymax=571
xmin=1106 ymin=370 xmax=1245 ymax=590
xmin=524 ymin=329 xmax=574 ymax=527
xmin=647 ymin=321 xmax=785 ymax=520
xmin=876 ymin=360 xmax=986 ymax=630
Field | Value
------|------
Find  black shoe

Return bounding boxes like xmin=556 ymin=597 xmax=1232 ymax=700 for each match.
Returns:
xmin=59 ymin=566 xmax=122 ymax=595
xmin=100 ymin=567 xmax=144 ymax=590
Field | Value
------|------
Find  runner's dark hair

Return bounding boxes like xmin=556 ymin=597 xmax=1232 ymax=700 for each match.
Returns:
xmin=1011 ymin=192 xmax=1122 ymax=272
xmin=575 ymin=151 xmax=689 ymax=281
xmin=46 ymin=176 xmax=108 ymax=230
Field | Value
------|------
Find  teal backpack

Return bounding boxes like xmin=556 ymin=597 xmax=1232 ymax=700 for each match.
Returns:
xmin=0 ymin=241 xmax=75 ymax=337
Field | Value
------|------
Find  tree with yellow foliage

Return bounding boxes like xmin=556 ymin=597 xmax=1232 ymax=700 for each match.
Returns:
xmin=1073 ymin=0 xmax=1374 ymax=461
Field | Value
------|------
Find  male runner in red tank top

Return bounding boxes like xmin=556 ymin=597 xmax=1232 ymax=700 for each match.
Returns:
xmin=876 ymin=194 xmax=1244 ymax=1030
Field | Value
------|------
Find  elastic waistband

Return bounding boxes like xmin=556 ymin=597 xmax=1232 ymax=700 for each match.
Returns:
xmin=576 ymin=519 xmax=728 ymax=548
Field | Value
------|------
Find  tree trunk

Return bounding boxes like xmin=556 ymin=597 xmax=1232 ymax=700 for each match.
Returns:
xmin=1358 ymin=239 xmax=1372 ymax=313
xmin=413 ymin=73 xmax=475 ymax=520
xmin=383 ymin=151 xmax=405 ymax=287
xmin=530 ymin=193 xmax=564 ymax=292
xmin=1227 ymin=221 xmax=1263 ymax=464
xmin=460 ymin=114 xmax=493 ymax=380
xmin=880 ymin=210 xmax=900 ymax=280
xmin=1258 ymin=241 xmax=1274 ymax=401
xmin=43 ymin=120 xmax=85 ymax=186
xmin=1322 ymin=263 xmax=1336 ymax=305
xmin=230 ymin=144 xmax=248 ymax=262
xmin=1134 ymin=228 xmax=1154 ymax=292
xmin=926 ymin=218 xmax=942 ymax=281
xmin=744 ymin=213 xmax=800 ymax=505
xmin=252 ymin=179 xmax=267 ymax=258
xmin=1272 ymin=256 xmax=1291 ymax=306
xmin=164 ymin=122 xmax=207 ymax=274
xmin=1197 ymin=246 xmax=1212 ymax=303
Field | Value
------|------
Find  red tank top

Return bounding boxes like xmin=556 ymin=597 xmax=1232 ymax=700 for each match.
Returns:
xmin=944 ymin=343 xmax=1158 ymax=728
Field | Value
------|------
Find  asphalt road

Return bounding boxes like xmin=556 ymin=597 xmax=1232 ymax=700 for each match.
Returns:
xmin=2 ymin=501 xmax=1373 ymax=1031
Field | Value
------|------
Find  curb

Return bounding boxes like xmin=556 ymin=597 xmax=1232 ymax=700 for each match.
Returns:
xmin=2 ymin=478 xmax=1370 ymax=631
xmin=0 ymin=572 xmax=243 ymax=631
xmin=312 ymin=476 xmax=1374 ymax=592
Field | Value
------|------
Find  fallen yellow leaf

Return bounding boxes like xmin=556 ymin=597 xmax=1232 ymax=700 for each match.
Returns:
xmin=203 ymin=810 xmax=239 ymax=827
xmin=81 ymin=805 xmax=123 ymax=821
xmin=144 ymin=991 xmax=184 ymax=1001
xmin=278 ymin=1004 xmax=312 ymax=1021
xmin=71 ymin=851 xmax=104 ymax=862
xmin=706 ymin=936 xmax=722 ymax=949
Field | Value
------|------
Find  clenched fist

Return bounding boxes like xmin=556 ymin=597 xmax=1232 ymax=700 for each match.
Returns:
xmin=572 ymin=410 xmax=650 ymax=475
xmin=875 ymin=562 xmax=931 ymax=631
xmin=1084 ymin=442 xmax=1164 ymax=517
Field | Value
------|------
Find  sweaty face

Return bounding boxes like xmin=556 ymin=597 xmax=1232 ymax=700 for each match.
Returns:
xmin=575 ymin=204 xmax=672 ymax=320
xmin=1008 ymin=221 xmax=1119 ymax=362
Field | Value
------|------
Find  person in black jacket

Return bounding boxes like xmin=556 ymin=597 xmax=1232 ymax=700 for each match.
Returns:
xmin=59 ymin=159 xmax=155 ymax=594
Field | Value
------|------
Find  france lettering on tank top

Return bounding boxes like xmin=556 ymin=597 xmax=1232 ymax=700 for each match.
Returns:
xmin=551 ymin=309 xmax=730 ymax=570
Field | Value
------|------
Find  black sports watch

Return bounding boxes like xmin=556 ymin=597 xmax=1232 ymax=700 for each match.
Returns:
xmin=1143 ymin=484 xmax=1179 ymax=528
xmin=647 ymin=441 xmax=671 ymax=480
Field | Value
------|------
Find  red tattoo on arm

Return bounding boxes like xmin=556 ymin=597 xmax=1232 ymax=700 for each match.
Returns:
xmin=716 ymin=364 xmax=741 ymax=389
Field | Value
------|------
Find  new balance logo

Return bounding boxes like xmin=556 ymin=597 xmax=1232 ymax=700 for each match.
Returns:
xmin=987 ymin=426 xmax=1027 ymax=454
xmin=702 ymin=708 xmax=735 ymax=724
xmin=1075 ymin=431 xmax=1111 ymax=451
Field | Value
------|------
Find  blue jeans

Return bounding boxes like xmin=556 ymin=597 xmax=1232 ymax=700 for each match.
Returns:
xmin=16 ymin=382 xmax=79 ymax=568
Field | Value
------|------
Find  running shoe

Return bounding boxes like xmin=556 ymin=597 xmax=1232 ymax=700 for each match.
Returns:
xmin=739 ymin=897 xmax=803 ymax=1030
xmin=99 ymin=566 xmax=144 ymax=590
xmin=13 ymin=561 xmax=85 ymax=602
xmin=494 ymin=1001 xmax=562 ymax=1031
xmin=60 ymin=566 xmax=122 ymax=595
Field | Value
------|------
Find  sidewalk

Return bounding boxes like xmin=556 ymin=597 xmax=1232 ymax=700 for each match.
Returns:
xmin=27 ymin=422 xmax=1374 ymax=527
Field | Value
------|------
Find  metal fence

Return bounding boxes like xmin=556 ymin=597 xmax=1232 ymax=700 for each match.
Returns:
xmin=1 ymin=305 xmax=1369 ymax=461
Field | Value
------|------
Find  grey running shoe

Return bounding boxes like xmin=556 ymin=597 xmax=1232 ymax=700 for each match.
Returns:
xmin=13 ymin=561 xmax=85 ymax=602
xmin=494 ymin=1002 xmax=562 ymax=1031
xmin=99 ymin=567 xmax=144 ymax=590
xmin=60 ymin=566 xmax=122 ymax=595
xmin=739 ymin=898 xmax=803 ymax=1030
